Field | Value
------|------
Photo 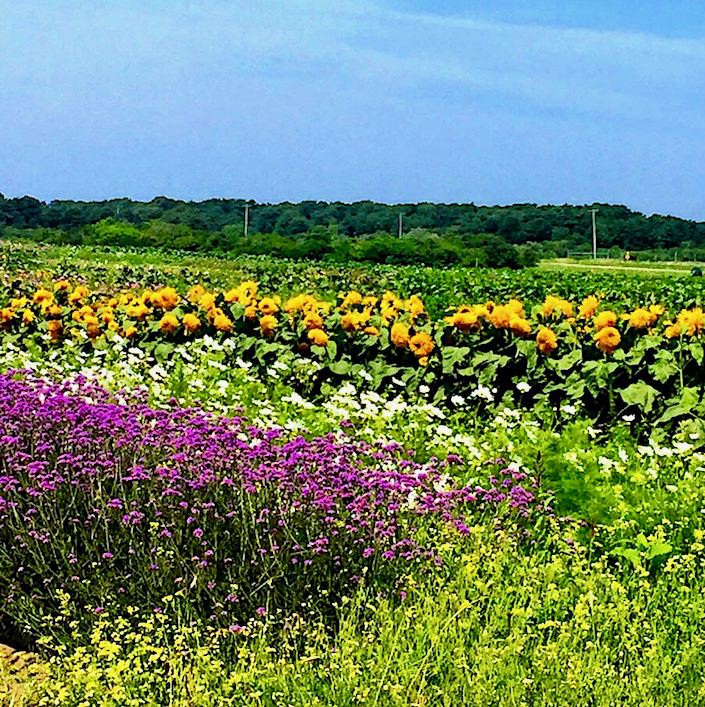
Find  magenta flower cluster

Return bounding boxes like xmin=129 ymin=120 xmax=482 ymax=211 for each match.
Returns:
xmin=0 ymin=372 xmax=547 ymax=636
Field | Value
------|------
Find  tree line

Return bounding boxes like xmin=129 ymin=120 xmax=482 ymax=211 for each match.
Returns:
xmin=2 ymin=194 xmax=704 ymax=267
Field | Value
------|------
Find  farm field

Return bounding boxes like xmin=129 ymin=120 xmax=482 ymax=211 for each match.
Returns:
xmin=2 ymin=242 xmax=705 ymax=705
xmin=541 ymin=257 xmax=705 ymax=277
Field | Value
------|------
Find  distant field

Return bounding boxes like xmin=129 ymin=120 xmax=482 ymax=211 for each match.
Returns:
xmin=541 ymin=257 xmax=705 ymax=277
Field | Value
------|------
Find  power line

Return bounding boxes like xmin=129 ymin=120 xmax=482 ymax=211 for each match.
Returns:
xmin=589 ymin=207 xmax=599 ymax=259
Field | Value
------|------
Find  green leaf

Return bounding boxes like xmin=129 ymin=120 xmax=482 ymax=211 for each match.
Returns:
xmin=657 ymin=388 xmax=699 ymax=424
xmin=328 ymin=360 xmax=352 ymax=376
xmin=611 ymin=547 xmax=641 ymax=568
xmin=619 ymin=382 xmax=660 ymax=414
xmin=154 ymin=342 xmax=174 ymax=360
xmin=554 ymin=349 xmax=583 ymax=372
xmin=649 ymin=351 xmax=678 ymax=384
xmin=442 ymin=346 xmax=470 ymax=375
xmin=646 ymin=542 xmax=672 ymax=560
xmin=635 ymin=533 xmax=649 ymax=550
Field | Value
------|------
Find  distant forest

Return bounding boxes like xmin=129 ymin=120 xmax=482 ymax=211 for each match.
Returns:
xmin=2 ymin=194 xmax=704 ymax=267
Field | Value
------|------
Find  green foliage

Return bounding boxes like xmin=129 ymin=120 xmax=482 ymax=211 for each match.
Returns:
xmin=11 ymin=525 xmax=705 ymax=706
xmin=4 ymin=194 xmax=705 ymax=268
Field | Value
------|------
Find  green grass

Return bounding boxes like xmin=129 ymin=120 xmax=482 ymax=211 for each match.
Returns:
xmin=15 ymin=525 xmax=705 ymax=706
xmin=540 ymin=257 xmax=705 ymax=277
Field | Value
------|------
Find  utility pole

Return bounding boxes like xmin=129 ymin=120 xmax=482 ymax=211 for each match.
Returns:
xmin=589 ymin=207 xmax=599 ymax=259
xmin=398 ymin=211 xmax=403 ymax=238
xmin=244 ymin=203 xmax=249 ymax=237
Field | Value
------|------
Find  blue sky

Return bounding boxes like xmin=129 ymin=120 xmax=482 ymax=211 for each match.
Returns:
xmin=1 ymin=1 xmax=704 ymax=218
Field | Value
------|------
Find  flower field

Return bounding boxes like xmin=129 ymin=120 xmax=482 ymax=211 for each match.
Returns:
xmin=2 ymin=247 xmax=705 ymax=705
xmin=3 ymin=261 xmax=705 ymax=427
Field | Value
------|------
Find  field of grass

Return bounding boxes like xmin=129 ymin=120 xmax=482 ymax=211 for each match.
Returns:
xmin=541 ymin=257 xmax=705 ymax=277
xmin=1 ymin=242 xmax=705 ymax=705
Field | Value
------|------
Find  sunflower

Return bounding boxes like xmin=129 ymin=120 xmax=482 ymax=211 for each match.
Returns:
xmin=159 ymin=313 xmax=180 ymax=334
xmin=677 ymin=308 xmax=705 ymax=336
xmin=594 ymin=310 xmax=618 ymax=331
xmin=0 ymin=308 xmax=13 ymax=327
xmin=341 ymin=313 xmax=359 ymax=332
xmin=390 ymin=322 xmax=410 ymax=348
xmin=509 ymin=317 xmax=532 ymax=337
xmin=258 ymin=297 xmax=279 ymax=316
xmin=213 ymin=313 xmax=234 ymax=333
xmin=406 ymin=295 xmax=425 ymax=319
xmin=408 ymin=331 xmax=435 ymax=358
xmin=595 ymin=326 xmax=621 ymax=354
xmin=445 ymin=309 xmax=480 ymax=332
xmin=307 ymin=328 xmax=329 ymax=347
xmin=340 ymin=291 xmax=363 ymax=309
xmin=127 ymin=301 xmax=150 ymax=320
xmin=542 ymin=295 xmax=573 ymax=318
xmin=489 ymin=305 xmax=512 ymax=329
xmin=183 ymin=313 xmax=201 ymax=334
xmin=47 ymin=320 xmax=63 ymax=341
xmin=304 ymin=312 xmax=324 ymax=330
xmin=627 ymin=308 xmax=655 ymax=330
xmin=260 ymin=315 xmax=278 ymax=336
xmin=33 ymin=288 xmax=54 ymax=305
xmin=148 ymin=287 xmax=179 ymax=310
xmin=578 ymin=295 xmax=599 ymax=319
xmin=198 ymin=293 xmax=217 ymax=311
xmin=536 ymin=327 xmax=558 ymax=355
xmin=187 ymin=284 xmax=207 ymax=302
xmin=506 ymin=299 xmax=525 ymax=318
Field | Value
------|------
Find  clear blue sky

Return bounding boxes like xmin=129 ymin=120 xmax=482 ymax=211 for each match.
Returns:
xmin=1 ymin=1 xmax=704 ymax=218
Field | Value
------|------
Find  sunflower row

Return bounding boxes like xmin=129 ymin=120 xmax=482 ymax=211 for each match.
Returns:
xmin=2 ymin=281 xmax=704 ymax=363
